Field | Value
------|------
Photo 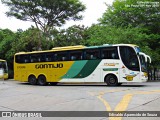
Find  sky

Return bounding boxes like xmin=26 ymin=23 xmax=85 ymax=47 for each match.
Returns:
xmin=0 ymin=0 xmax=114 ymax=31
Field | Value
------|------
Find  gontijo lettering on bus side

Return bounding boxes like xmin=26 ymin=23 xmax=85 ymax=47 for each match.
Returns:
xmin=35 ymin=63 xmax=63 ymax=69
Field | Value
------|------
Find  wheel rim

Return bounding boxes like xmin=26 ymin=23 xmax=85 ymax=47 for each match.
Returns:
xmin=29 ymin=75 xmax=37 ymax=85
xmin=38 ymin=76 xmax=46 ymax=85
xmin=106 ymin=75 xmax=118 ymax=86
xmin=109 ymin=77 xmax=116 ymax=84
xmin=39 ymin=78 xmax=45 ymax=84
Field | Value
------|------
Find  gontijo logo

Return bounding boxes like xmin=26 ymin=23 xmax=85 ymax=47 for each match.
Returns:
xmin=35 ymin=63 xmax=63 ymax=69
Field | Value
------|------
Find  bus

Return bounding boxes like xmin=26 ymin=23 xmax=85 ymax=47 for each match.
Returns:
xmin=0 ymin=59 xmax=8 ymax=79
xmin=14 ymin=44 xmax=151 ymax=86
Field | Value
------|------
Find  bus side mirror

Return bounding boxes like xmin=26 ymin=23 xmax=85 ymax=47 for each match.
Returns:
xmin=145 ymin=57 xmax=147 ymax=63
xmin=139 ymin=52 xmax=147 ymax=62
xmin=146 ymin=55 xmax=151 ymax=63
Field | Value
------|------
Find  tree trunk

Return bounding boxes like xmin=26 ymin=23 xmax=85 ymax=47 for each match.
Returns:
xmin=35 ymin=22 xmax=42 ymax=51
xmin=148 ymin=69 xmax=151 ymax=80
xmin=153 ymin=68 xmax=156 ymax=80
xmin=150 ymin=70 xmax=153 ymax=80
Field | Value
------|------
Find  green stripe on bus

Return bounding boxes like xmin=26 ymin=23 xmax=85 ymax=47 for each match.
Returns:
xmin=62 ymin=60 xmax=88 ymax=78
xmin=74 ymin=60 xmax=101 ymax=78
xmin=103 ymin=68 xmax=118 ymax=71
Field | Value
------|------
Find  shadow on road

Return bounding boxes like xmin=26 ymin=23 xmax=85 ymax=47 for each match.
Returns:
xmin=17 ymin=82 xmax=147 ymax=87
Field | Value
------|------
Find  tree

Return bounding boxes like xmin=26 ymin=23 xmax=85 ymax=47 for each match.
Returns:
xmin=99 ymin=0 xmax=160 ymax=50
xmin=86 ymin=24 xmax=152 ymax=53
xmin=11 ymin=27 xmax=53 ymax=53
xmin=0 ymin=29 xmax=16 ymax=78
xmin=51 ymin=25 xmax=88 ymax=47
xmin=98 ymin=0 xmax=160 ymax=79
xmin=2 ymin=0 xmax=86 ymax=49
xmin=99 ymin=0 xmax=160 ymax=33
xmin=0 ymin=29 xmax=15 ymax=59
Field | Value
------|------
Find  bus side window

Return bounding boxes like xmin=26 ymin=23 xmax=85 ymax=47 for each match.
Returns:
xmin=38 ymin=53 xmax=45 ymax=62
xmin=15 ymin=55 xmax=28 ymax=63
xmin=71 ymin=56 xmax=76 ymax=60
xmin=54 ymin=52 xmax=68 ymax=61
xmin=101 ymin=47 xmax=119 ymax=59
xmin=85 ymin=49 xmax=100 ymax=60
xmin=45 ymin=53 xmax=54 ymax=62
xmin=46 ymin=58 xmax=49 ymax=62
xmin=54 ymin=53 xmax=58 ymax=61
xmin=70 ymin=51 xmax=83 ymax=61
xmin=24 ymin=59 xmax=29 ymax=63
xmin=30 ymin=54 xmax=42 ymax=63
xmin=16 ymin=55 xmax=21 ymax=63
xmin=30 ymin=55 xmax=36 ymax=63
xmin=62 ymin=57 xmax=67 ymax=61
xmin=101 ymin=54 xmax=105 ymax=59
xmin=111 ymin=53 xmax=116 ymax=59
xmin=23 ymin=55 xmax=29 ymax=63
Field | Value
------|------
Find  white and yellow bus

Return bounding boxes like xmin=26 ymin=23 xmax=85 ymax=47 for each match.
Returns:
xmin=14 ymin=44 xmax=151 ymax=86
xmin=0 ymin=59 xmax=8 ymax=79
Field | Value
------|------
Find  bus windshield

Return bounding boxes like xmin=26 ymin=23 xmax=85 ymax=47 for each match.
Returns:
xmin=120 ymin=46 xmax=140 ymax=71
xmin=139 ymin=55 xmax=147 ymax=72
xmin=0 ymin=61 xmax=8 ymax=73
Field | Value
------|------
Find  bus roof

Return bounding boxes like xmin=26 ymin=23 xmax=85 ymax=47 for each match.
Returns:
xmin=15 ymin=45 xmax=86 ymax=55
xmin=0 ymin=59 xmax=6 ymax=62
xmin=113 ymin=44 xmax=138 ymax=47
xmin=52 ymin=45 xmax=86 ymax=51
xmin=86 ymin=44 xmax=138 ymax=49
xmin=15 ymin=44 xmax=138 ymax=55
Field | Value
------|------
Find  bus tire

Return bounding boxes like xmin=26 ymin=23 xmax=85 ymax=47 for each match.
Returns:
xmin=28 ymin=75 xmax=37 ymax=85
xmin=38 ymin=75 xmax=47 ymax=86
xmin=105 ymin=74 xmax=118 ymax=86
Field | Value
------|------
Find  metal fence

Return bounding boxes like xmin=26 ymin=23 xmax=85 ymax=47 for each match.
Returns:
xmin=148 ymin=69 xmax=160 ymax=81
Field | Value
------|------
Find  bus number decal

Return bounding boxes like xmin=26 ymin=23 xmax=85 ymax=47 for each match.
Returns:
xmin=35 ymin=63 xmax=63 ymax=69
xmin=17 ymin=66 xmax=26 ymax=69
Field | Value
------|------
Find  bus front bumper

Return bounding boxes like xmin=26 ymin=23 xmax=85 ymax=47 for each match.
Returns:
xmin=141 ymin=72 xmax=148 ymax=82
xmin=0 ymin=73 xmax=8 ymax=80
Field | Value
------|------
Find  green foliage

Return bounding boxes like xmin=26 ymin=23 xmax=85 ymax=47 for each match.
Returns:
xmin=98 ymin=0 xmax=160 ymax=67
xmin=11 ymin=27 xmax=53 ymax=53
xmin=86 ymin=25 xmax=151 ymax=51
xmin=99 ymin=0 xmax=160 ymax=33
xmin=1 ymin=0 xmax=86 ymax=33
xmin=1 ymin=0 xmax=86 ymax=50
xmin=0 ymin=29 xmax=15 ymax=60
xmin=51 ymin=25 xmax=88 ymax=47
xmin=0 ymin=27 xmax=55 ymax=78
xmin=0 ymin=29 xmax=16 ymax=77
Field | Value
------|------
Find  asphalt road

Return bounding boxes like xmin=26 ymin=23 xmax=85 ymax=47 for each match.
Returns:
xmin=0 ymin=79 xmax=160 ymax=120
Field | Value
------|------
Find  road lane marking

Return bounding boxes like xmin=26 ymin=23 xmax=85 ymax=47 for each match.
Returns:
xmin=114 ymin=94 xmax=133 ymax=111
xmin=97 ymin=93 xmax=133 ymax=120
xmin=88 ymin=89 xmax=127 ymax=97
xmin=97 ymin=93 xmax=112 ymax=111
xmin=88 ymin=89 xmax=160 ymax=120
xmin=134 ymin=90 xmax=160 ymax=95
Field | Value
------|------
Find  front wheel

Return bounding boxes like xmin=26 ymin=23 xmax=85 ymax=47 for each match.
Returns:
xmin=37 ymin=75 xmax=47 ymax=86
xmin=105 ymin=75 xmax=118 ymax=86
